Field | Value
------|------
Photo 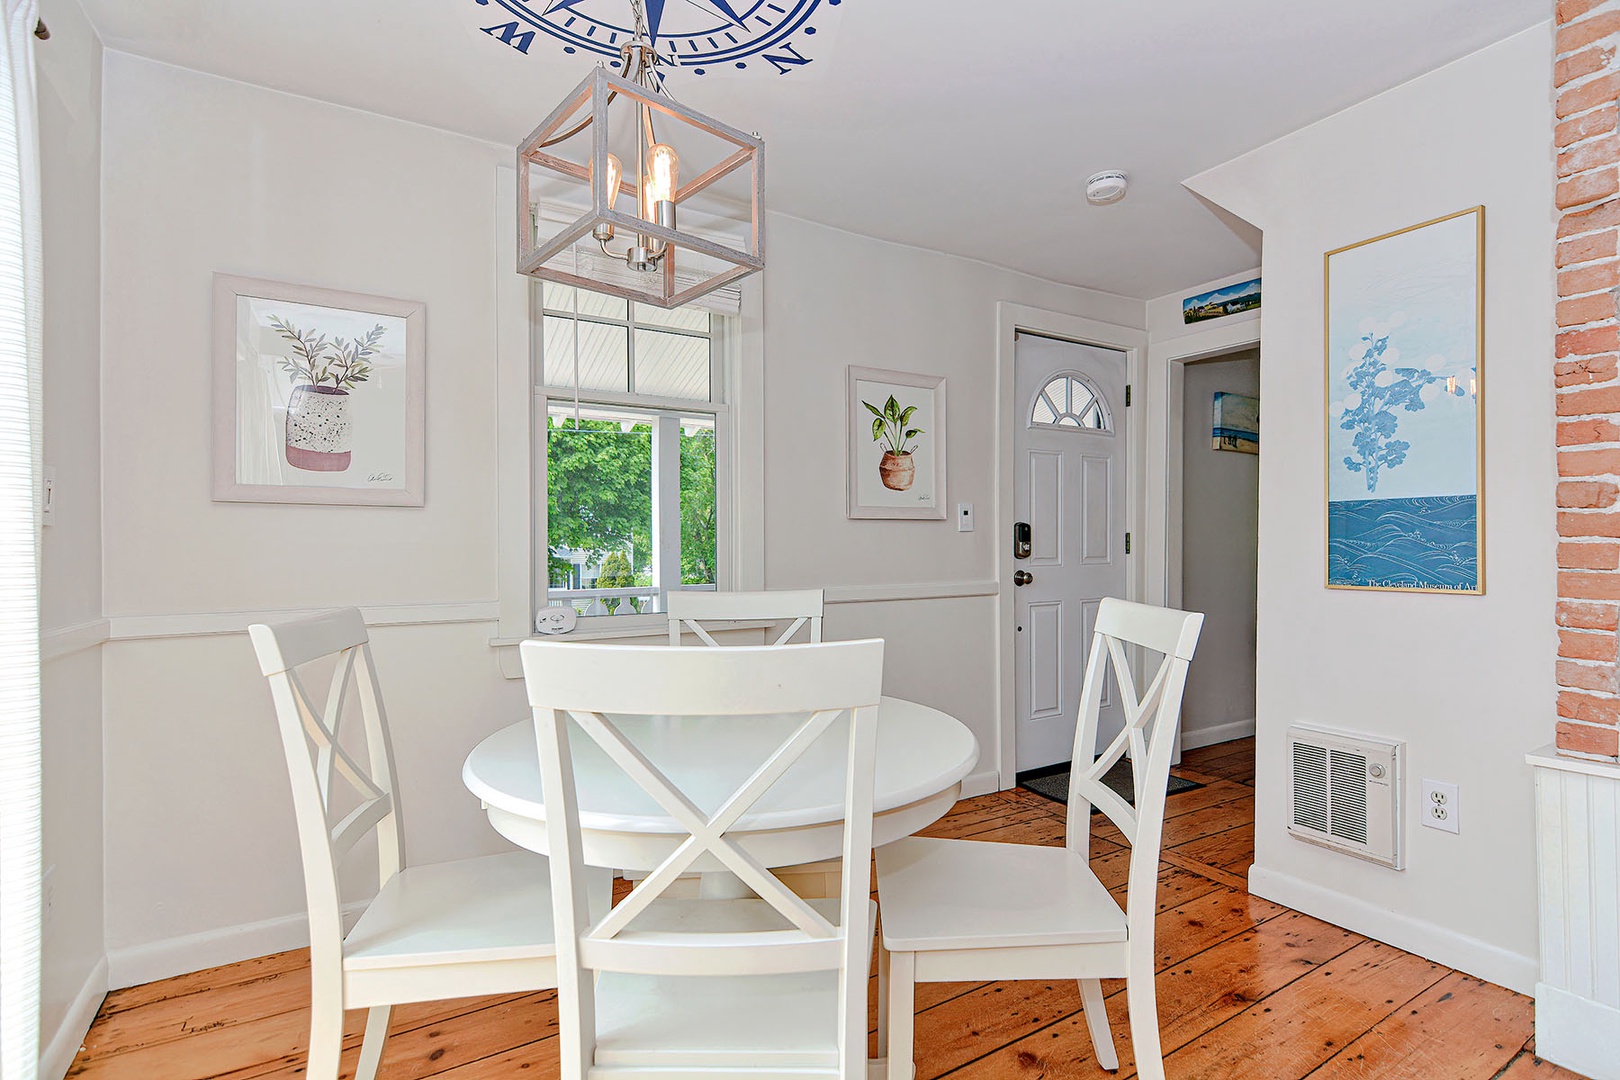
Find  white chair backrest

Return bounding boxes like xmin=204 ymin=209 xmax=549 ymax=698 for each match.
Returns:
xmin=249 ymin=608 xmax=405 ymax=973
xmin=667 ymin=588 xmax=825 ymax=646
xmin=1064 ymin=598 xmax=1203 ymax=927
xmin=521 ymin=639 xmax=883 ymax=1071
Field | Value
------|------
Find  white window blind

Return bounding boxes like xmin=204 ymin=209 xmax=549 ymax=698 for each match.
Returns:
xmin=0 ymin=2 xmax=43 ymax=1077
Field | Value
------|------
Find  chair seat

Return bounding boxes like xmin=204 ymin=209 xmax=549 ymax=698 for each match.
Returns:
xmin=345 ymin=850 xmax=599 ymax=971
xmin=875 ymin=836 xmax=1126 ymax=953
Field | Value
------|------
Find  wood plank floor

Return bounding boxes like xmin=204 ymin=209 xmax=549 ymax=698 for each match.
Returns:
xmin=66 ymin=739 xmax=1584 ymax=1080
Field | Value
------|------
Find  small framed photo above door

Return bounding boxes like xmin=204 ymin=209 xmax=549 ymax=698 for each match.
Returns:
xmin=213 ymin=274 xmax=425 ymax=506
xmin=846 ymin=366 xmax=947 ymax=520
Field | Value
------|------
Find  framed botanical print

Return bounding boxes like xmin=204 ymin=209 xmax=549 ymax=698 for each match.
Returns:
xmin=213 ymin=274 xmax=425 ymax=506
xmin=846 ymin=366 xmax=947 ymax=520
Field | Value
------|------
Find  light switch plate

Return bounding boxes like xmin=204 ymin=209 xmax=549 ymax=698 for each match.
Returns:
xmin=41 ymin=467 xmax=53 ymax=526
xmin=957 ymin=502 xmax=974 ymax=532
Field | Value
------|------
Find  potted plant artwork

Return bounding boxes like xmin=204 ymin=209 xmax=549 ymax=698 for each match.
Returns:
xmin=863 ymin=394 xmax=925 ymax=492
xmin=270 ymin=316 xmax=384 ymax=472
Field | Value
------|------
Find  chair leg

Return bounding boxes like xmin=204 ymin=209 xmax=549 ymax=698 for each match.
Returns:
xmin=1079 ymin=978 xmax=1118 ymax=1071
xmin=876 ymin=943 xmax=890 ymax=1058
xmin=886 ymin=951 xmax=915 ymax=1080
xmin=304 ymin=1004 xmax=345 ymax=1080
xmin=355 ymin=1005 xmax=392 ymax=1080
xmin=1126 ymin=960 xmax=1166 ymax=1080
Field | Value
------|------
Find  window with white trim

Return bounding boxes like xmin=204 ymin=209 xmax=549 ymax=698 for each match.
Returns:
xmin=535 ymin=282 xmax=732 ymax=622
xmin=1030 ymin=372 xmax=1112 ymax=432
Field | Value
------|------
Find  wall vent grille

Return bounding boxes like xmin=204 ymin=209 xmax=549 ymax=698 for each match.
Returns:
xmin=1286 ymin=724 xmax=1403 ymax=869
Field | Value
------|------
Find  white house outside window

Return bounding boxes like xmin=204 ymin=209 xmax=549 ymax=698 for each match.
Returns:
xmin=535 ymin=282 xmax=731 ymax=622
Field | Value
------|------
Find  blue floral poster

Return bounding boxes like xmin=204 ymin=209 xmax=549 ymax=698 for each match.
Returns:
xmin=1325 ymin=207 xmax=1484 ymax=593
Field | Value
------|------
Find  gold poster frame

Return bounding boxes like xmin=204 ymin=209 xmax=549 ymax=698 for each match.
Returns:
xmin=1323 ymin=205 xmax=1485 ymax=594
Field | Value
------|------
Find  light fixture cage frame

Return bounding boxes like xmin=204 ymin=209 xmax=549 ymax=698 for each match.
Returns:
xmin=517 ymin=66 xmax=765 ymax=309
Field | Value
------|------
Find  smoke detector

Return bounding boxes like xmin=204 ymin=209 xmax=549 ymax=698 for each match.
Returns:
xmin=1085 ymin=170 xmax=1130 ymax=205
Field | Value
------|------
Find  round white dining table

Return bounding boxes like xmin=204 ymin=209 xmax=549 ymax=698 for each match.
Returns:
xmin=462 ymin=695 xmax=979 ymax=873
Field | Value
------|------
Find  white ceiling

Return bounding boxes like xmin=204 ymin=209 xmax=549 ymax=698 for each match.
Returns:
xmin=73 ymin=0 xmax=1547 ymax=299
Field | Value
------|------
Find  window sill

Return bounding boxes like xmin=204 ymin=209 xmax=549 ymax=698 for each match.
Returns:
xmin=489 ymin=619 xmax=782 ymax=679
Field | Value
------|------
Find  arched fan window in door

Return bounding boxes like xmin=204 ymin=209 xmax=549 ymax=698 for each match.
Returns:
xmin=1030 ymin=373 xmax=1112 ymax=432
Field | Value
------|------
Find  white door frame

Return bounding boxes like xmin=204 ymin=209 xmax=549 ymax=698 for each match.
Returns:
xmin=1141 ymin=318 xmax=1262 ymax=617
xmin=994 ymin=302 xmax=1147 ymax=789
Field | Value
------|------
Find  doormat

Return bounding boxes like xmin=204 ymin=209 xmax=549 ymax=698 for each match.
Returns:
xmin=1019 ymin=760 xmax=1201 ymax=809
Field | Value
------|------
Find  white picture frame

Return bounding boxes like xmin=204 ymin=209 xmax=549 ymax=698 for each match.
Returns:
xmin=213 ymin=274 xmax=425 ymax=506
xmin=846 ymin=366 xmax=947 ymax=520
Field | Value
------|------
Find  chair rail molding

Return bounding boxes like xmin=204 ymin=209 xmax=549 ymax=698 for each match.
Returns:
xmin=1527 ymin=744 xmax=1620 ymax=1080
xmin=42 ymin=618 xmax=110 ymax=662
xmin=823 ymin=580 xmax=999 ymax=604
xmin=105 ymin=602 xmax=499 ymax=642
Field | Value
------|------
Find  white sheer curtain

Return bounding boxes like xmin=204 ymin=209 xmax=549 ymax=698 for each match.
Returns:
xmin=0 ymin=1 xmax=42 ymax=1078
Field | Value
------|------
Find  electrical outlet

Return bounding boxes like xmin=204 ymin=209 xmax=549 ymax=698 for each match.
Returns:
xmin=1421 ymin=779 xmax=1459 ymax=834
xmin=957 ymin=502 xmax=974 ymax=532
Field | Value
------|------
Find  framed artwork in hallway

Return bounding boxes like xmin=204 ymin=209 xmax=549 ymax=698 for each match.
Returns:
xmin=212 ymin=274 xmax=426 ymax=506
xmin=1324 ymin=207 xmax=1484 ymax=593
xmin=1212 ymin=391 xmax=1259 ymax=454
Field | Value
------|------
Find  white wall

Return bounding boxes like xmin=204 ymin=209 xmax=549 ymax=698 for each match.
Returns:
xmin=98 ymin=52 xmax=523 ymax=982
xmin=762 ymin=214 xmax=1142 ymax=750
xmin=1179 ymin=350 xmax=1259 ymax=747
xmin=37 ymin=0 xmax=107 ymax=1068
xmin=96 ymin=54 xmax=1143 ymax=982
xmin=1186 ymin=24 xmax=1556 ymax=991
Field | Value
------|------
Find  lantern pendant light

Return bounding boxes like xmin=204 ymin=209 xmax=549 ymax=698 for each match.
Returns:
xmin=517 ymin=0 xmax=764 ymax=309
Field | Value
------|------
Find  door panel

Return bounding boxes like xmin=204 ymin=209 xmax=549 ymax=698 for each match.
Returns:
xmin=1013 ymin=334 xmax=1127 ymax=773
xmin=1081 ymin=455 xmax=1112 ymax=564
xmin=1027 ymin=600 xmax=1063 ymax=718
xmin=1028 ymin=451 xmax=1062 ymax=563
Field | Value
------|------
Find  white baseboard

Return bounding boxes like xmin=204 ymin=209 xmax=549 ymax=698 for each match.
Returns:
xmin=1181 ymin=718 xmax=1255 ymax=751
xmin=40 ymin=955 xmax=107 ymax=1080
xmin=1247 ymin=864 xmax=1537 ymax=995
xmin=960 ymin=769 xmax=1000 ymax=799
xmin=1536 ymin=982 xmax=1620 ymax=1080
xmin=107 ymin=901 xmax=366 ymax=990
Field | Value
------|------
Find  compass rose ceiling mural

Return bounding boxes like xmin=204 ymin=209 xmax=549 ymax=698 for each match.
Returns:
xmin=474 ymin=0 xmax=841 ymax=77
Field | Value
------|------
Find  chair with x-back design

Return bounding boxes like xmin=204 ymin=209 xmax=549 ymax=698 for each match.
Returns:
xmin=667 ymin=588 xmax=825 ymax=646
xmin=521 ymin=637 xmax=884 ymax=1079
xmin=874 ymin=597 xmax=1203 ymax=1080
xmin=250 ymin=608 xmax=607 ymax=1080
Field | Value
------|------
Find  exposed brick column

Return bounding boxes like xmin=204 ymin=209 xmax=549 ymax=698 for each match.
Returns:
xmin=1556 ymin=0 xmax=1620 ymax=760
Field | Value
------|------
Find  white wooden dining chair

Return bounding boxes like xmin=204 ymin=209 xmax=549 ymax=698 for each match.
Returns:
xmin=520 ymin=638 xmax=885 ymax=1080
xmin=250 ymin=608 xmax=607 ymax=1080
xmin=665 ymin=590 xmax=840 ymax=897
xmin=874 ymin=598 xmax=1203 ymax=1080
xmin=667 ymin=588 xmax=825 ymax=646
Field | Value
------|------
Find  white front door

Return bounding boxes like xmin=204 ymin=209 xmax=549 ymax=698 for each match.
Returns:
xmin=1013 ymin=332 xmax=1128 ymax=773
